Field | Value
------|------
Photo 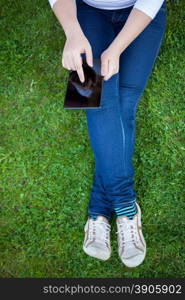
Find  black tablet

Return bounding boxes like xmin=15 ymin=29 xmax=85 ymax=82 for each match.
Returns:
xmin=63 ymin=57 xmax=104 ymax=109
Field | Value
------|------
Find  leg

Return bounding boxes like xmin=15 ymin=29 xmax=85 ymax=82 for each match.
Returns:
xmin=113 ymin=4 xmax=167 ymax=268
xmin=112 ymin=2 xmax=167 ymax=215
xmin=76 ymin=0 xmax=128 ymax=220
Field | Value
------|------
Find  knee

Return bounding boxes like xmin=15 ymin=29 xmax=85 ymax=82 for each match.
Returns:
xmin=119 ymin=84 xmax=144 ymax=99
xmin=119 ymin=85 xmax=144 ymax=120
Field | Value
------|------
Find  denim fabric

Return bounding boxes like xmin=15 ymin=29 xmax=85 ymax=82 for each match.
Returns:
xmin=76 ymin=0 xmax=167 ymax=220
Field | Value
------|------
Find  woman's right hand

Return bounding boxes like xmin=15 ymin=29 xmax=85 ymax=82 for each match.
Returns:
xmin=62 ymin=31 xmax=93 ymax=82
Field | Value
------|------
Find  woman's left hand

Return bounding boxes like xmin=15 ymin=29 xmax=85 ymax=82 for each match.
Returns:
xmin=101 ymin=44 xmax=122 ymax=81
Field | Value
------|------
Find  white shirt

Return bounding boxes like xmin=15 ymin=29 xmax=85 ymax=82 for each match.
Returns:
xmin=48 ymin=0 xmax=165 ymax=19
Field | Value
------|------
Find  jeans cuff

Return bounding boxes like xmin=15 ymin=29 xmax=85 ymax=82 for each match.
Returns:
xmin=88 ymin=210 xmax=112 ymax=220
xmin=112 ymin=198 xmax=137 ymax=209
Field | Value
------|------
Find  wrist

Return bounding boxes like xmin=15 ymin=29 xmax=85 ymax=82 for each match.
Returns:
xmin=111 ymin=38 xmax=127 ymax=55
xmin=64 ymin=22 xmax=83 ymax=38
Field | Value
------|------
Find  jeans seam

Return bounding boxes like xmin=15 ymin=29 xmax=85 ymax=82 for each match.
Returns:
xmin=119 ymin=114 xmax=126 ymax=176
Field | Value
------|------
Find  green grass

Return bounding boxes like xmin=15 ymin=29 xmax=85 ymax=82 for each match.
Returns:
xmin=0 ymin=0 xmax=184 ymax=278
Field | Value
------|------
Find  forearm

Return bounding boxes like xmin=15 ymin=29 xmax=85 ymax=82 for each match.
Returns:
xmin=111 ymin=8 xmax=152 ymax=53
xmin=49 ymin=0 xmax=83 ymax=37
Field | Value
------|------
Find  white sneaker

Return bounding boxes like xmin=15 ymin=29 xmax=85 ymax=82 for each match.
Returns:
xmin=116 ymin=202 xmax=146 ymax=267
xmin=83 ymin=216 xmax=111 ymax=261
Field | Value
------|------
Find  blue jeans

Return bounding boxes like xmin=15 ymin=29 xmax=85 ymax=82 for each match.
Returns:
xmin=76 ymin=0 xmax=167 ymax=220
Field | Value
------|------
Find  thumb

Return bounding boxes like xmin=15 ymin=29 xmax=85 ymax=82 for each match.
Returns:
xmin=85 ymin=45 xmax=93 ymax=67
xmin=101 ymin=56 xmax=109 ymax=77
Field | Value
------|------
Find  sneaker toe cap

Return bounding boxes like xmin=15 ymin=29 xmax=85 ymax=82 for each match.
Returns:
xmin=121 ymin=253 xmax=146 ymax=268
xmin=83 ymin=244 xmax=110 ymax=260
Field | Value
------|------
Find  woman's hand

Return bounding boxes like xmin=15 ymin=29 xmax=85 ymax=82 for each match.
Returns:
xmin=101 ymin=7 xmax=153 ymax=81
xmin=62 ymin=31 xmax=93 ymax=82
xmin=101 ymin=44 xmax=122 ymax=81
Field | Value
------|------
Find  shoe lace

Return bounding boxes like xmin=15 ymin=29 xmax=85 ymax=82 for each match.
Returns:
xmin=88 ymin=219 xmax=111 ymax=245
xmin=116 ymin=219 xmax=139 ymax=246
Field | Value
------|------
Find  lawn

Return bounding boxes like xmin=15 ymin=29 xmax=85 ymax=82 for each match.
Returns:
xmin=0 ymin=0 xmax=184 ymax=277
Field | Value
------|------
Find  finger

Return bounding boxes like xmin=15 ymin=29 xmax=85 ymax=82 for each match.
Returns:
xmin=66 ymin=54 xmax=75 ymax=70
xmin=71 ymin=54 xmax=78 ymax=71
xmin=85 ymin=45 xmax=93 ymax=67
xmin=77 ymin=65 xmax=85 ymax=83
xmin=62 ymin=56 xmax=71 ymax=70
xmin=62 ymin=56 xmax=66 ymax=69
xmin=101 ymin=56 xmax=109 ymax=76
xmin=104 ymin=60 xmax=118 ymax=81
xmin=75 ymin=56 xmax=85 ymax=82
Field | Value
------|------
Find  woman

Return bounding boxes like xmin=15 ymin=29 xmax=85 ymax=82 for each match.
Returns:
xmin=48 ymin=0 xmax=167 ymax=267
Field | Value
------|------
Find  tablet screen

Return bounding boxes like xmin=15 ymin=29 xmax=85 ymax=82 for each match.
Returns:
xmin=63 ymin=57 xmax=103 ymax=109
